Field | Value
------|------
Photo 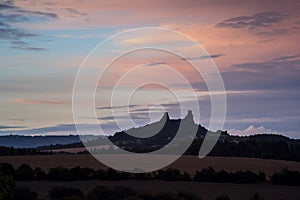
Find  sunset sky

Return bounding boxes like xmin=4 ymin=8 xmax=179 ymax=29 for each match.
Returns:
xmin=0 ymin=0 xmax=300 ymax=138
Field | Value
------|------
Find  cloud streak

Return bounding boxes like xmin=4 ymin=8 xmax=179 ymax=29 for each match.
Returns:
xmin=216 ymin=11 xmax=288 ymax=29
xmin=61 ymin=8 xmax=86 ymax=17
xmin=0 ymin=123 xmax=117 ymax=136
xmin=181 ymin=54 xmax=224 ymax=61
xmin=273 ymin=54 xmax=300 ymax=61
xmin=0 ymin=1 xmax=58 ymax=50
xmin=97 ymin=104 xmax=140 ymax=110
xmin=143 ymin=62 xmax=167 ymax=67
xmin=12 ymin=98 xmax=70 ymax=105
xmin=0 ymin=125 xmax=27 ymax=130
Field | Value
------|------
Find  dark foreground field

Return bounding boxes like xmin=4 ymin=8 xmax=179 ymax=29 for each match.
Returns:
xmin=1 ymin=154 xmax=300 ymax=177
xmin=17 ymin=180 xmax=300 ymax=200
xmin=2 ymin=154 xmax=300 ymax=200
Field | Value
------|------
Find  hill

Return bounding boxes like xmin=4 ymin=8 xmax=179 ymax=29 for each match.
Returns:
xmin=0 ymin=135 xmax=98 ymax=148
xmin=1 ymin=111 xmax=300 ymax=161
xmin=105 ymin=111 xmax=300 ymax=161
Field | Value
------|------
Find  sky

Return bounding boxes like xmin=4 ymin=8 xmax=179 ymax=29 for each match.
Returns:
xmin=0 ymin=0 xmax=300 ymax=138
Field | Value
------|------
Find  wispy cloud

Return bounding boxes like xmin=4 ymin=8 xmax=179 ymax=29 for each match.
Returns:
xmin=15 ymin=9 xmax=58 ymax=19
xmin=143 ymin=62 xmax=167 ymax=67
xmin=61 ymin=8 xmax=86 ymax=17
xmin=0 ymin=123 xmax=87 ymax=135
xmin=0 ymin=0 xmax=58 ymax=50
xmin=7 ymin=118 xmax=26 ymax=122
xmin=97 ymin=104 xmax=140 ymax=110
xmin=0 ymin=125 xmax=27 ymax=130
xmin=97 ymin=113 xmax=150 ymax=121
xmin=181 ymin=54 xmax=224 ymax=61
xmin=0 ymin=1 xmax=58 ymax=19
xmin=273 ymin=54 xmax=300 ymax=61
xmin=12 ymin=98 xmax=70 ymax=105
xmin=0 ymin=21 xmax=37 ymax=45
xmin=216 ymin=11 xmax=288 ymax=29
xmin=0 ymin=123 xmax=117 ymax=136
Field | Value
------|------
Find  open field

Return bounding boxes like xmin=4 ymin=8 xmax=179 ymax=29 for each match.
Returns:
xmin=2 ymin=154 xmax=300 ymax=177
xmin=17 ymin=180 xmax=300 ymax=200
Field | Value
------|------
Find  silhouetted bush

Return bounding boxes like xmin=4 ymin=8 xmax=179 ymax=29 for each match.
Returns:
xmin=152 ymin=168 xmax=191 ymax=181
xmin=137 ymin=191 xmax=202 ymax=200
xmin=194 ymin=167 xmax=217 ymax=182
xmin=15 ymin=164 xmax=34 ymax=181
xmin=216 ymin=170 xmax=230 ymax=182
xmin=13 ymin=186 xmax=37 ymax=200
xmin=230 ymin=170 xmax=265 ymax=184
xmin=132 ymin=172 xmax=152 ymax=180
xmin=0 ymin=162 xmax=15 ymax=177
xmin=48 ymin=167 xmax=73 ymax=181
xmin=0 ymin=175 xmax=14 ymax=200
xmin=0 ymin=175 xmax=37 ymax=200
xmin=194 ymin=167 xmax=265 ymax=183
xmin=150 ymin=193 xmax=177 ymax=200
xmin=249 ymin=193 xmax=264 ymax=200
xmin=69 ymin=167 xmax=94 ymax=180
xmin=33 ymin=167 xmax=47 ymax=180
xmin=271 ymin=168 xmax=300 ymax=185
xmin=85 ymin=185 xmax=112 ymax=200
xmin=181 ymin=172 xmax=192 ymax=181
xmin=86 ymin=185 xmax=137 ymax=200
xmin=48 ymin=187 xmax=84 ymax=200
xmin=104 ymin=168 xmax=125 ymax=180
xmin=112 ymin=186 xmax=138 ymax=199
xmin=164 ymin=168 xmax=181 ymax=181
xmin=215 ymin=194 xmax=231 ymax=200
xmin=178 ymin=191 xmax=202 ymax=200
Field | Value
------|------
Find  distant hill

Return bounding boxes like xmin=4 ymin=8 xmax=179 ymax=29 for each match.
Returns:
xmin=0 ymin=135 xmax=98 ymax=148
xmin=1 ymin=111 xmax=300 ymax=161
xmin=105 ymin=111 xmax=300 ymax=161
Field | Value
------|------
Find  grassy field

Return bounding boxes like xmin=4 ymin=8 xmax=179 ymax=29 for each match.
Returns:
xmin=1 ymin=154 xmax=300 ymax=177
xmin=17 ymin=180 xmax=300 ymax=200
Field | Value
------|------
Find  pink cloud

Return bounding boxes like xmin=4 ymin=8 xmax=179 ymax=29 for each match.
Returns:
xmin=228 ymin=125 xmax=283 ymax=136
xmin=12 ymin=98 xmax=70 ymax=105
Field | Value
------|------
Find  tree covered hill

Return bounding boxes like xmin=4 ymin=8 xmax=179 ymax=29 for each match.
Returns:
xmin=0 ymin=111 xmax=300 ymax=161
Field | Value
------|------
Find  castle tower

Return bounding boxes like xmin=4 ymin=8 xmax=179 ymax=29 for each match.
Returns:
xmin=162 ymin=112 xmax=170 ymax=121
xmin=184 ymin=110 xmax=195 ymax=124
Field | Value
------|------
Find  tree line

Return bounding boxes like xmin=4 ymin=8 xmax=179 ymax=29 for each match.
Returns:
xmin=0 ymin=146 xmax=54 ymax=156
xmin=2 ymin=134 xmax=300 ymax=162
xmin=187 ymin=138 xmax=300 ymax=162
xmin=1 ymin=162 xmax=300 ymax=185
xmin=47 ymin=185 xmax=265 ymax=200
xmin=0 ymin=176 xmax=266 ymax=200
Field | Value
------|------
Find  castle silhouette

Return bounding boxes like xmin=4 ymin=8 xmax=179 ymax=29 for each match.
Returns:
xmin=108 ymin=110 xmax=218 ymax=152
